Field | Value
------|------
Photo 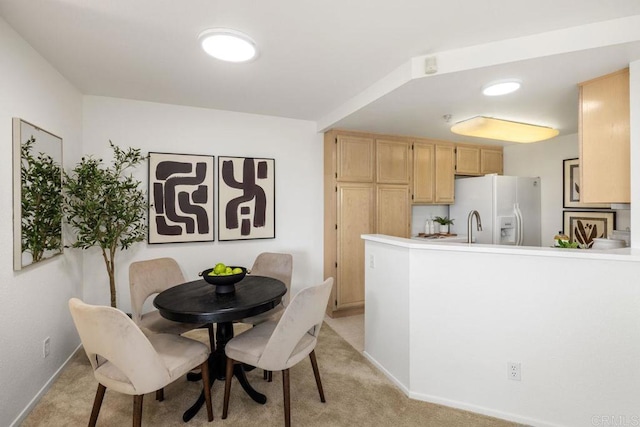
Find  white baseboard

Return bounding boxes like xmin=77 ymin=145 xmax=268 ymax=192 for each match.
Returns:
xmin=10 ymin=344 xmax=82 ymax=427
xmin=362 ymin=351 xmax=411 ymax=396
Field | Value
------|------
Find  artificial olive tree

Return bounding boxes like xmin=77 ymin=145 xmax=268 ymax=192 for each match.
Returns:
xmin=64 ymin=141 xmax=146 ymax=308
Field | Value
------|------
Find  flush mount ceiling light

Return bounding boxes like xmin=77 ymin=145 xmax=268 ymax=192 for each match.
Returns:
xmin=198 ymin=28 xmax=257 ymax=62
xmin=450 ymin=116 xmax=559 ymax=143
xmin=482 ymin=79 xmax=521 ymax=96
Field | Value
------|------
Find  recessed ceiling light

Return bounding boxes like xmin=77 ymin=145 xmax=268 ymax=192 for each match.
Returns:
xmin=482 ymin=80 xmax=521 ymax=96
xmin=198 ymin=28 xmax=257 ymax=63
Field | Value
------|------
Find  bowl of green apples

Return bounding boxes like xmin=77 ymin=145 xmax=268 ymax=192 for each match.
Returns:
xmin=200 ymin=263 xmax=246 ymax=294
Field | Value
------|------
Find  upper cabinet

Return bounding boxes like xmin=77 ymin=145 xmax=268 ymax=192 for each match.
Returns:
xmin=455 ymin=144 xmax=503 ymax=176
xmin=376 ymin=138 xmax=411 ymax=184
xmin=336 ymin=134 xmax=375 ymax=182
xmin=413 ymin=139 xmax=455 ymax=204
xmin=579 ymin=68 xmax=630 ymax=203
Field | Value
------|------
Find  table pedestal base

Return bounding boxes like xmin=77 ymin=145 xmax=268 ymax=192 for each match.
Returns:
xmin=183 ymin=322 xmax=265 ymax=422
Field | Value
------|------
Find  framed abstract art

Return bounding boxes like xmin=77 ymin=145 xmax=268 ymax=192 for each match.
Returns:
xmin=148 ymin=152 xmax=215 ymax=243
xmin=218 ymin=156 xmax=275 ymax=241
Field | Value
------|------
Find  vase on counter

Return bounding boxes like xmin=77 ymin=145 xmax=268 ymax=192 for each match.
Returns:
xmin=439 ymin=224 xmax=449 ymax=234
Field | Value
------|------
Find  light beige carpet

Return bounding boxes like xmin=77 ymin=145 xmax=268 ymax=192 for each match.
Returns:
xmin=22 ymin=323 xmax=520 ymax=426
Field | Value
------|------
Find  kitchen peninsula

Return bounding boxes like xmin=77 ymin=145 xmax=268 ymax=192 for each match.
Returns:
xmin=362 ymin=234 xmax=640 ymax=427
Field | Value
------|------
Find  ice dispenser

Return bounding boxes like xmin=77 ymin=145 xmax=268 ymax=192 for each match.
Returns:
xmin=498 ymin=215 xmax=516 ymax=244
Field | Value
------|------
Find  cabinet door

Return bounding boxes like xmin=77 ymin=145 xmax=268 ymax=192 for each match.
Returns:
xmin=336 ymin=183 xmax=374 ymax=310
xmin=412 ymin=142 xmax=435 ymax=203
xmin=376 ymin=185 xmax=410 ymax=238
xmin=434 ymin=145 xmax=455 ymax=204
xmin=337 ymin=135 xmax=375 ymax=182
xmin=579 ymin=68 xmax=630 ymax=203
xmin=481 ymin=148 xmax=503 ymax=175
xmin=376 ymin=139 xmax=410 ymax=184
xmin=455 ymin=145 xmax=481 ymax=175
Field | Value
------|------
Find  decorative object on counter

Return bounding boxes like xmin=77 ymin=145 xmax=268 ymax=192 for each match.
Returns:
xmin=591 ymin=238 xmax=625 ymax=250
xmin=148 ymin=152 xmax=215 ymax=244
xmin=434 ymin=216 xmax=454 ymax=234
xmin=562 ymin=159 xmax=610 ymax=209
xmin=553 ymin=231 xmax=571 ymax=247
xmin=64 ymin=141 xmax=147 ymax=308
xmin=417 ymin=233 xmax=458 ymax=239
xmin=13 ymin=118 xmax=63 ymax=271
xmin=218 ymin=156 xmax=275 ymax=241
xmin=563 ymin=211 xmax=615 ymax=249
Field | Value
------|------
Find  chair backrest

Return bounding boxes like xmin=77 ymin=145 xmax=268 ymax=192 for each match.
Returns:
xmin=250 ymin=252 xmax=293 ymax=306
xmin=68 ymin=298 xmax=170 ymax=394
xmin=129 ymin=257 xmax=186 ymax=324
xmin=258 ymin=278 xmax=333 ymax=370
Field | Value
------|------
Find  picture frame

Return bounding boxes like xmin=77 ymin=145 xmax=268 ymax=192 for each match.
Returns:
xmin=563 ymin=158 xmax=610 ymax=209
xmin=218 ymin=156 xmax=275 ymax=241
xmin=563 ymin=211 xmax=615 ymax=249
xmin=148 ymin=152 xmax=215 ymax=244
xmin=13 ymin=118 xmax=63 ymax=270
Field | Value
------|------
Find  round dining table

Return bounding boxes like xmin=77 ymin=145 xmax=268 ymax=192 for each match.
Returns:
xmin=154 ymin=275 xmax=286 ymax=422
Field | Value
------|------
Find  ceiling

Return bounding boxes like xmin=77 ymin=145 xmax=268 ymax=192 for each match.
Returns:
xmin=2 ymin=0 xmax=640 ymax=145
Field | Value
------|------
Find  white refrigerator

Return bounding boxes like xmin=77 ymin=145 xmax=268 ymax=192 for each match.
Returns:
xmin=449 ymin=175 xmax=541 ymax=246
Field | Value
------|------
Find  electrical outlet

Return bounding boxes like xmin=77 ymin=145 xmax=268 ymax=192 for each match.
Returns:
xmin=369 ymin=254 xmax=375 ymax=268
xmin=508 ymin=362 xmax=521 ymax=381
xmin=43 ymin=337 xmax=50 ymax=358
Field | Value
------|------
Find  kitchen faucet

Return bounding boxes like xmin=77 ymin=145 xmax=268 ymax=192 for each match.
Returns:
xmin=467 ymin=210 xmax=483 ymax=243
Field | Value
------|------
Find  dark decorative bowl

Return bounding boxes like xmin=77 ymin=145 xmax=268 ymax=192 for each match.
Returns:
xmin=199 ymin=266 xmax=247 ymax=294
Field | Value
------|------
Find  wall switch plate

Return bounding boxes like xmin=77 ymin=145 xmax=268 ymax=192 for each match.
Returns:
xmin=508 ymin=362 xmax=521 ymax=381
xmin=43 ymin=337 xmax=50 ymax=358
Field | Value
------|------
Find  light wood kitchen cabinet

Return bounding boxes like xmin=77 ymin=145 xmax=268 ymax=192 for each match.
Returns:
xmin=412 ymin=140 xmax=455 ymax=204
xmin=336 ymin=182 xmax=374 ymax=311
xmin=455 ymin=145 xmax=481 ymax=175
xmin=434 ymin=143 xmax=455 ymax=204
xmin=336 ymin=134 xmax=375 ymax=182
xmin=376 ymin=138 xmax=410 ymax=184
xmin=480 ymin=148 xmax=503 ymax=175
xmin=376 ymin=184 xmax=410 ymax=237
xmin=454 ymin=144 xmax=503 ymax=176
xmin=579 ymin=68 xmax=630 ymax=203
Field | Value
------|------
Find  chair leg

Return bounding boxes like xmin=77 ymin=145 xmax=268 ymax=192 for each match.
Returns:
xmin=222 ymin=358 xmax=235 ymax=419
xmin=155 ymin=388 xmax=164 ymax=401
xmin=309 ymin=350 xmax=326 ymax=402
xmin=200 ymin=361 xmax=214 ymax=421
xmin=263 ymin=369 xmax=268 ymax=380
xmin=88 ymin=383 xmax=106 ymax=427
xmin=268 ymin=370 xmax=273 ymax=382
xmin=282 ymin=369 xmax=291 ymax=427
xmin=133 ymin=395 xmax=143 ymax=427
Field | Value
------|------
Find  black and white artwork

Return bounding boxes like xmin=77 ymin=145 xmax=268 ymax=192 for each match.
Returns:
xmin=218 ymin=156 xmax=275 ymax=241
xmin=148 ymin=152 xmax=214 ymax=243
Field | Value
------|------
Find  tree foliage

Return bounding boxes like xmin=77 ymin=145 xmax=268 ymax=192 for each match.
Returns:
xmin=64 ymin=141 xmax=146 ymax=307
xmin=21 ymin=135 xmax=63 ymax=263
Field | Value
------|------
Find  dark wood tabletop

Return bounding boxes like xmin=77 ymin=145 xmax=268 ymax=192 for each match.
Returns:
xmin=154 ymin=275 xmax=287 ymax=324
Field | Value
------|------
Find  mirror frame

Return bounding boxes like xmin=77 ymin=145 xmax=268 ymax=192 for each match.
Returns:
xmin=13 ymin=118 xmax=64 ymax=270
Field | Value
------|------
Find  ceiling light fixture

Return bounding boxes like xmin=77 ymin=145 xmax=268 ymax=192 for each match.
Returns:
xmin=482 ymin=80 xmax=521 ymax=96
xmin=198 ymin=28 xmax=257 ymax=62
xmin=450 ymin=116 xmax=559 ymax=143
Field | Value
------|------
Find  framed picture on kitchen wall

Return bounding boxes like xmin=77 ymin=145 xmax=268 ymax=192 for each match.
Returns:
xmin=218 ymin=156 xmax=275 ymax=241
xmin=148 ymin=152 xmax=215 ymax=244
xmin=563 ymin=210 xmax=615 ymax=249
xmin=563 ymin=158 xmax=611 ymax=209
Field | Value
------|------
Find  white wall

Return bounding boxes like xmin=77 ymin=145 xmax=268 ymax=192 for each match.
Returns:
xmin=365 ymin=237 xmax=640 ymax=427
xmin=81 ymin=96 xmax=324 ymax=313
xmin=504 ymin=134 xmax=630 ymax=246
xmin=0 ymin=17 xmax=83 ymax=426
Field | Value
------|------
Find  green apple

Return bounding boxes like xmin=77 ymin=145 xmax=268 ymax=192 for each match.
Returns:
xmin=232 ymin=267 xmax=243 ymax=274
xmin=213 ymin=263 xmax=226 ymax=274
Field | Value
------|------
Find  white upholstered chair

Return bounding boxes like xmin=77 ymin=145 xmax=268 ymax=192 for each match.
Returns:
xmin=241 ymin=252 xmax=293 ymax=325
xmin=129 ymin=257 xmax=208 ymax=337
xmin=222 ymin=278 xmax=334 ymax=427
xmin=68 ymin=298 xmax=213 ymax=426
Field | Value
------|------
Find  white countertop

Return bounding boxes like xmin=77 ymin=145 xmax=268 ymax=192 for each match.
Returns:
xmin=363 ymin=234 xmax=640 ymax=262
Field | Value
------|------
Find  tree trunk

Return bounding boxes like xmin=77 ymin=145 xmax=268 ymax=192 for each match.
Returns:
xmin=101 ymin=247 xmax=117 ymax=308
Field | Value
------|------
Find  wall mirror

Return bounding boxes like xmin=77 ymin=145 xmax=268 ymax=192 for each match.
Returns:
xmin=13 ymin=118 xmax=63 ymax=270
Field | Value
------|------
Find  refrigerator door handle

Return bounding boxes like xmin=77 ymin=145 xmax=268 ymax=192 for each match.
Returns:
xmin=514 ymin=203 xmax=524 ymax=246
